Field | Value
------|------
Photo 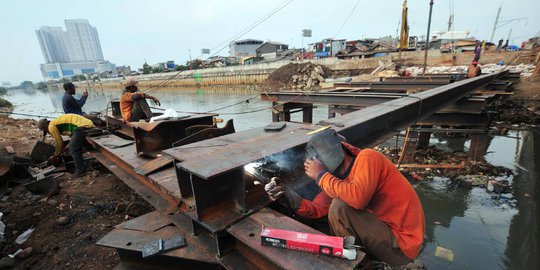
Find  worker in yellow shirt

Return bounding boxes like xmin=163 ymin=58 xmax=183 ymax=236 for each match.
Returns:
xmin=37 ymin=114 xmax=94 ymax=177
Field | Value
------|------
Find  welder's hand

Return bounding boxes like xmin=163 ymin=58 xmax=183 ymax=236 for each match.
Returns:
xmin=264 ymin=177 xmax=285 ymax=201
xmin=304 ymin=158 xmax=326 ymax=181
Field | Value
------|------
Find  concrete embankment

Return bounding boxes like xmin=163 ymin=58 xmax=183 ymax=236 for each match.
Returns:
xmin=71 ymin=51 xmax=525 ymax=89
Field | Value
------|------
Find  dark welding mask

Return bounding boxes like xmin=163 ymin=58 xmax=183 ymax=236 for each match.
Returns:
xmin=305 ymin=129 xmax=345 ymax=173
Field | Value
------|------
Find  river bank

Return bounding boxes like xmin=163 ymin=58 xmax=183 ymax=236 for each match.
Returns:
xmin=46 ymin=50 xmax=530 ymax=89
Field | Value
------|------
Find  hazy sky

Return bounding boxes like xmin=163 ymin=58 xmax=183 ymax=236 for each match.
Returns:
xmin=0 ymin=0 xmax=538 ymax=84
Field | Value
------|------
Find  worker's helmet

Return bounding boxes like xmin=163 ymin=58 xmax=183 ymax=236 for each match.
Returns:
xmin=306 ymin=129 xmax=345 ymax=173
xmin=124 ymin=77 xmax=138 ymax=88
xmin=36 ymin=118 xmax=49 ymax=130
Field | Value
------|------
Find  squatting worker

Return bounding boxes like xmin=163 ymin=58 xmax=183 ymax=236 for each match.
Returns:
xmin=62 ymin=82 xmax=88 ymax=115
xmin=264 ymin=129 xmax=425 ymax=266
xmin=37 ymin=114 xmax=94 ymax=177
xmin=467 ymin=61 xmax=482 ymax=78
xmin=120 ymin=77 xmax=161 ymax=122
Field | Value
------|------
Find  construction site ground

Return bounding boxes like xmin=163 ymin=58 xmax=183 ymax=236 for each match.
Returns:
xmin=0 ymin=115 xmax=152 ymax=269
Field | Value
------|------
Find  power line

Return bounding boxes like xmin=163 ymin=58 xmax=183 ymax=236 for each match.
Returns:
xmin=333 ymin=0 xmax=360 ymax=38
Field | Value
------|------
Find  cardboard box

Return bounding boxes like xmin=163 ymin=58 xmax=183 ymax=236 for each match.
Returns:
xmin=260 ymin=227 xmax=357 ymax=260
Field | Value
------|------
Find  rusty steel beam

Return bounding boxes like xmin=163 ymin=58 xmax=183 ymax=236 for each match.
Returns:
xmin=169 ymin=72 xmax=505 ymax=178
xmin=261 ymin=91 xmax=493 ymax=114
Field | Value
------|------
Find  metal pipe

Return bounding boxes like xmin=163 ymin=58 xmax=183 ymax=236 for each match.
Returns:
xmin=422 ymin=0 xmax=434 ymax=74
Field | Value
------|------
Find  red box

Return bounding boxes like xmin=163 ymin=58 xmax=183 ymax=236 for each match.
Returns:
xmin=260 ymin=227 xmax=357 ymax=260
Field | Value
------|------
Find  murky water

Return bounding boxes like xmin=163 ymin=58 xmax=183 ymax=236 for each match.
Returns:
xmin=4 ymin=87 xmax=329 ymax=131
xmin=4 ymin=88 xmax=540 ymax=269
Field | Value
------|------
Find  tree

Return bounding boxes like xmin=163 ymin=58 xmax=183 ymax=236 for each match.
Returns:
xmin=35 ymin=82 xmax=48 ymax=90
xmin=174 ymin=65 xmax=189 ymax=71
xmin=58 ymin=78 xmax=71 ymax=84
xmin=20 ymin=81 xmax=34 ymax=88
xmin=142 ymin=62 xmax=152 ymax=74
xmin=151 ymin=66 xmax=163 ymax=74
xmin=0 ymin=87 xmax=7 ymax=95
xmin=70 ymin=74 xmax=86 ymax=82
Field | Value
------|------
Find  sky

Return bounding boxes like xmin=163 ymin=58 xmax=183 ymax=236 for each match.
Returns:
xmin=0 ymin=0 xmax=538 ymax=85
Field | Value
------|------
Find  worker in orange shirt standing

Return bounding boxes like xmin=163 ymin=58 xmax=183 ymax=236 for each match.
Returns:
xmin=265 ymin=129 xmax=425 ymax=267
xmin=120 ymin=78 xmax=161 ymax=122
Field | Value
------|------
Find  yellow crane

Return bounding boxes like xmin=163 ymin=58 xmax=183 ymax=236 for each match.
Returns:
xmin=398 ymin=0 xmax=409 ymax=59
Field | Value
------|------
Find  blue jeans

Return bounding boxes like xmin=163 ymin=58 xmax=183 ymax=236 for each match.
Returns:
xmin=69 ymin=128 xmax=87 ymax=172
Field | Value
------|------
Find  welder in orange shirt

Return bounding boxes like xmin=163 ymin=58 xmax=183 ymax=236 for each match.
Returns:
xmin=264 ymin=129 xmax=425 ymax=267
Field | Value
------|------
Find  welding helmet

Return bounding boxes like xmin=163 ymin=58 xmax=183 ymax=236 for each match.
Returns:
xmin=306 ymin=129 xmax=345 ymax=173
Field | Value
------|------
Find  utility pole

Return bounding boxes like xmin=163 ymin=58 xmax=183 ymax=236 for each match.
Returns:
xmin=506 ymin=28 xmax=512 ymax=43
xmin=423 ymin=0 xmax=434 ymax=74
xmin=490 ymin=6 xmax=502 ymax=43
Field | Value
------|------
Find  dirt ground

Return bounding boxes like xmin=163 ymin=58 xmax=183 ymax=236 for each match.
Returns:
xmin=0 ymin=115 xmax=152 ymax=269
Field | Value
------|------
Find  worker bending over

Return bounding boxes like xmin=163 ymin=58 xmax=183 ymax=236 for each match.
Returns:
xmin=37 ymin=114 xmax=94 ymax=177
xmin=120 ymin=78 xmax=161 ymax=122
xmin=265 ymin=129 xmax=425 ymax=267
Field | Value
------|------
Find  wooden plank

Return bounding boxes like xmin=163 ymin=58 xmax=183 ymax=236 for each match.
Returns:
xmin=135 ymin=156 xmax=174 ymax=176
xmin=228 ymin=208 xmax=365 ymax=270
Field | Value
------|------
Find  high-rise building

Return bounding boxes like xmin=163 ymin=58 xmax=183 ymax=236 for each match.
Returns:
xmin=36 ymin=19 xmax=115 ymax=80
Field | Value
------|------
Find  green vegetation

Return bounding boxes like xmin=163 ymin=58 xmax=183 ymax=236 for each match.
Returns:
xmin=70 ymin=74 xmax=87 ymax=82
xmin=20 ymin=81 xmax=34 ymax=88
xmin=151 ymin=66 xmax=163 ymax=74
xmin=0 ymin=98 xmax=13 ymax=109
xmin=142 ymin=62 xmax=152 ymax=74
xmin=0 ymin=87 xmax=6 ymax=95
xmin=36 ymin=82 xmax=48 ymax=90
xmin=59 ymin=78 xmax=71 ymax=84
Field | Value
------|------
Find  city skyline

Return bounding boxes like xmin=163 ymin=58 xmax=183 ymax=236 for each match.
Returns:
xmin=36 ymin=19 xmax=104 ymax=64
xmin=36 ymin=19 xmax=116 ymax=80
xmin=0 ymin=0 xmax=539 ymax=84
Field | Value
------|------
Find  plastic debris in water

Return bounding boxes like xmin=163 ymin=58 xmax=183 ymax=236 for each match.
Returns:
xmin=435 ymin=246 xmax=454 ymax=262
xmin=15 ymin=228 xmax=35 ymax=244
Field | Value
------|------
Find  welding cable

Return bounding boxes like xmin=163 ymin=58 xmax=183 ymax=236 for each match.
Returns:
xmin=395 ymin=95 xmax=424 ymax=168
xmin=396 ymin=127 xmax=411 ymax=167
xmin=0 ymin=111 xmax=55 ymax=119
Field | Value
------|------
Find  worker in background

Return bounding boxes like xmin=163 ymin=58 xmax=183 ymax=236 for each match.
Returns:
xmin=497 ymin=38 xmax=504 ymax=52
xmin=473 ymin=41 xmax=482 ymax=62
xmin=62 ymin=82 xmax=87 ymax=115
xmin=37 ymin=114 xmax=94 ymax=177
xmin=120 ymin=77 xmax=161 ymax=122
xmin=467 ymin=61 xmax=482 ymax=78
xmin=264 ymin=129 xmax=425 ymax=268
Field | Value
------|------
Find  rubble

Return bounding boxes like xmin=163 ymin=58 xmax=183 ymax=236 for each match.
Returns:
xmin=265 ymin=62 xmax=330 ymax=91
xmin=404 ymin=64 xmax=536 ymax=76
xmin=0 ymin=115 xmax=153 ymax=269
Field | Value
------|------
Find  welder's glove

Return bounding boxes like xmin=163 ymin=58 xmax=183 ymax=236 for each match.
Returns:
xmin=263 ymin=177 xmax=302 ymax=211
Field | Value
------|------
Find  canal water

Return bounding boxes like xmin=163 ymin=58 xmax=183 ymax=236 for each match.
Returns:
xmin=4 ymin=88 xmax=539 ymax=270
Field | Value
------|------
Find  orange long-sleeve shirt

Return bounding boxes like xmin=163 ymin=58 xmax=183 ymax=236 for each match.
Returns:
xmin=297 ymin=143 xmax=425 ymax=259
xmin=120 ymin=91 xmax=144 ymax=122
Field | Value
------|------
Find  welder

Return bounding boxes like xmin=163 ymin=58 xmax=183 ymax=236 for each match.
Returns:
xmin=264 ymin=129 xmax=425 ymax=267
